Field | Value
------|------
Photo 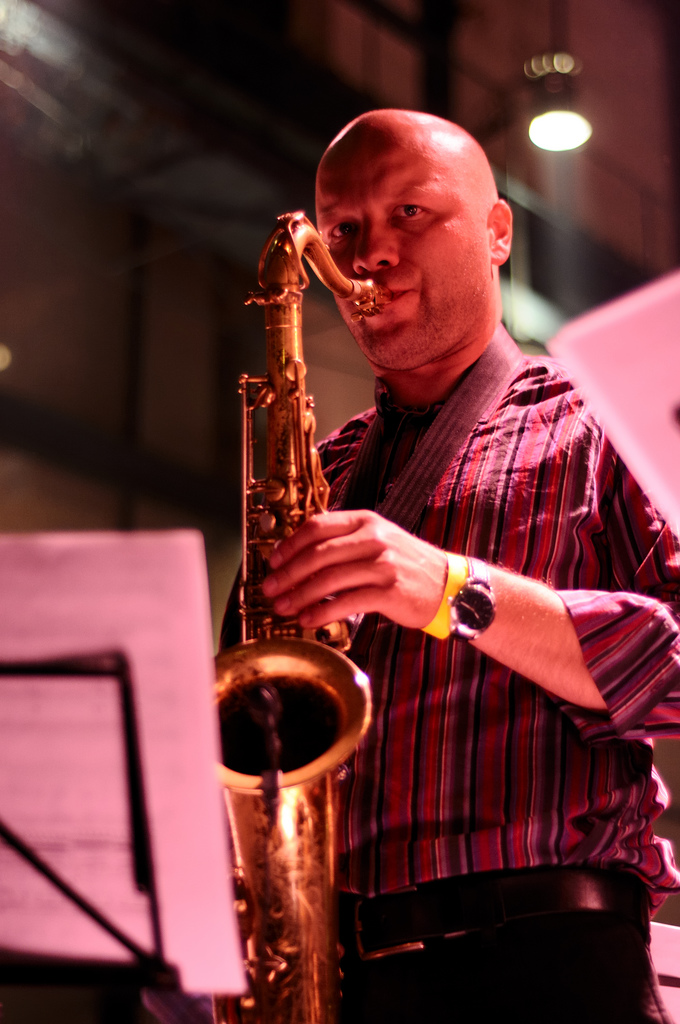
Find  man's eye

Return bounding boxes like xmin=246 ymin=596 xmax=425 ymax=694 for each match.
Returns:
xmin=330 ymin=222 xmax=355 ymax=239
xmin=400 ymin=205 xmax=421 ymax=217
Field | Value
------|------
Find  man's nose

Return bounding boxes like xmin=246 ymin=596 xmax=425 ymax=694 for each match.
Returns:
xmin=352 ymin=224 xmax=398 ymax=275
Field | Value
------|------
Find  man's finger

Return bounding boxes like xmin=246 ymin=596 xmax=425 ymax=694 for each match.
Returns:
xmin=268 ymin=510 xmax=368 ymax=568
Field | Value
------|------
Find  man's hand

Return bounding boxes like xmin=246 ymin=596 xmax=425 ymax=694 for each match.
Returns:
xmin=262 ymin=508 xmax=607 ymax=712
xmin=262 ymin=510 xmax=448 ymax=630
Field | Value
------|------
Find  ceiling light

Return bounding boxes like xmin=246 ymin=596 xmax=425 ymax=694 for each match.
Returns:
xmin=525 ymin=52 xmax=592 ymax=152
xmin=529 ymin=110 xmax=592 ymax=152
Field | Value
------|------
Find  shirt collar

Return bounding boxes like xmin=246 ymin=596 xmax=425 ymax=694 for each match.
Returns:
xmin=374 ymin=377 xmax=441 ymax=419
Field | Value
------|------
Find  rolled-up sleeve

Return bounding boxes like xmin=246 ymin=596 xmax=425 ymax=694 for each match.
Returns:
xmin=557 ymin=455 xmax=680 ymax=742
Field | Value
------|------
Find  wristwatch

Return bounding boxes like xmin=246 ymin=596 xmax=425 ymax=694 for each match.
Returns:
xmin=448 ymin=558 xmax=496 ymax=640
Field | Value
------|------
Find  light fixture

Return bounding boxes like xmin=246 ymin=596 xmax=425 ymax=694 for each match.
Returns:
xmin=529 ymin=108 xmax=592 ymax=151
xmin=525 ymin=51 xmax=592 ymax=152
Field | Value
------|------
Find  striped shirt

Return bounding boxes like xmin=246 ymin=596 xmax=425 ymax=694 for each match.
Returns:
xmin=319 ymin=337 xmax=680 ymax=906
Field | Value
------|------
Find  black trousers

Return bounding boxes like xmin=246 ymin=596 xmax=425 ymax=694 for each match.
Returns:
xmin=339 ymin=910 xmax=674 ymax=1024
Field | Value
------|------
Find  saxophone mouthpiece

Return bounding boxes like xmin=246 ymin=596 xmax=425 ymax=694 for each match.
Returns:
xmin=349 ymin=280 xmax=392 ymax=321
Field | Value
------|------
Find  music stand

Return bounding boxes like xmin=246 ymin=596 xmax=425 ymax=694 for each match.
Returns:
xmin=0 ymin=530 xmax=245 ymax=996
xmin=0 ymin=651 xmax=175 ymax=987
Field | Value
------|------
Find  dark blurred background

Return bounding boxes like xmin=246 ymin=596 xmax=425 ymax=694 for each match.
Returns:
xmin=0 ymin=0 xmax=678 ymax=1019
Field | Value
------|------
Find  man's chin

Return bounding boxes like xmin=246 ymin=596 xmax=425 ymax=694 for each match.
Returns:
xmin=346 ymin=307 xmax=413 ymax=345
xmin=353 ymin=337 xmax=428 ymax=376
xmin=348 ymin=322 xmax=407 ymax=360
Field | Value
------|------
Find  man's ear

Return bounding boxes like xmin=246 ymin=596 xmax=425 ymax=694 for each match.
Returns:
xmin=488 ymin=199 xmax=513 ymax=266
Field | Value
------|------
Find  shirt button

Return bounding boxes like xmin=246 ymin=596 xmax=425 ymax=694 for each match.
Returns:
xmin=337 ymin=763 xmax=351 ymax=782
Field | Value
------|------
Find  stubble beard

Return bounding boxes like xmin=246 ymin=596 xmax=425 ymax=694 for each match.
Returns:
xmin=341 ymin=287 xmax=485 ymax=374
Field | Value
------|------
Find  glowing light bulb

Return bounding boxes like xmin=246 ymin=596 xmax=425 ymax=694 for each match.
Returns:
xmin=529 ymin=110 xmax=592 ymax=151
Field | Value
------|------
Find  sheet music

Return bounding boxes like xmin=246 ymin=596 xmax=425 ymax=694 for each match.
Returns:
xmin=0 ymin=531 xmax=245 ymax=993
xmin=548 ymin=268 xmax=680 ymax=530
xmin=0 ymin=675 xmax=152 ymax=960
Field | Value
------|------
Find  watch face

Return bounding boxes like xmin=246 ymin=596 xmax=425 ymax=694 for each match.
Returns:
xmin=457 ymin=584 xmax=494 ymax=630
xmin=450 ymin=576 xmax=495 ymax=640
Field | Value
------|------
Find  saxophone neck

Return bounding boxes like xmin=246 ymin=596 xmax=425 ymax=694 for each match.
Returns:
xmin=246 ymin=211 xmax=391 ymax=320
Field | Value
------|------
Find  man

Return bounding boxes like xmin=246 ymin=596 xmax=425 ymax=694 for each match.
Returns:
xmin=145 ymin=109 xmax=680 ymax=1024
xmin=256 ymin=109 xmax=680 ymax=1023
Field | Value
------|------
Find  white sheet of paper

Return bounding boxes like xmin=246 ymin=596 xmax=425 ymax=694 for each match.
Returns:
xmin=650 ymin=922 xmax=680 ymax=1021
xmin=548 ymin=268 xmax=680 ymax=529
xmin=0 ymin=530 xmax=245 ymax=994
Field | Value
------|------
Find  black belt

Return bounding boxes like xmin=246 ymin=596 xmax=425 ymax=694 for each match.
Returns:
xmin=341 ymin=868 xmax=649 ymax=961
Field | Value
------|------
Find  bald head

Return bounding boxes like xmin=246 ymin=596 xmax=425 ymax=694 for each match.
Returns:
xmin=313 ymin=109 xmax=512 ymax=405
xmin=316 ymin=109 xmax=499 ymax=223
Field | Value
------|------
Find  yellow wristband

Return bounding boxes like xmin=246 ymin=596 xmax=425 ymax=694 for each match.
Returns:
xmin=422 ymin=553 xmax=469 ymax=639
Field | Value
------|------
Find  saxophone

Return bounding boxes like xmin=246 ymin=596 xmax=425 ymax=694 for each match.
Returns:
xmin=213 ymin=212 xmax=389 ymax=1024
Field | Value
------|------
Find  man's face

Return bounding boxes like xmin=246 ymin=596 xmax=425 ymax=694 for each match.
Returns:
xmin=315 ymin=128 xmax=510 ymax=378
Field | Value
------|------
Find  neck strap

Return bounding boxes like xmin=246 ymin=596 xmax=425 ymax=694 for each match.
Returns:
xmin=331 ymin=325 xmax=523 ymax=533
